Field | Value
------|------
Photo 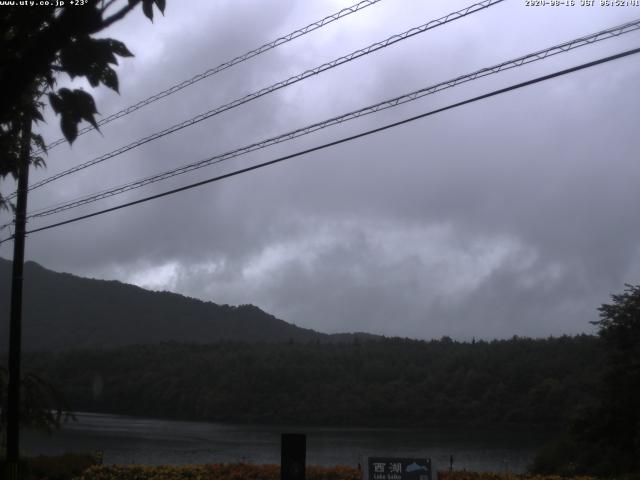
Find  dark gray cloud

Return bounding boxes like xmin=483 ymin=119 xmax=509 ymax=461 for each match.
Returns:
xmin=2 ymin=0 xmax=639 ymax=339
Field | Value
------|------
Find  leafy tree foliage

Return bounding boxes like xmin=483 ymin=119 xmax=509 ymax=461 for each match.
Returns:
xmin=532 ymin=285 xmax=640 ymax=476
xmin=583 ymin=284 xmax=640 ymax=474
xmin=0 ymin=0 xmax=166 ymax=210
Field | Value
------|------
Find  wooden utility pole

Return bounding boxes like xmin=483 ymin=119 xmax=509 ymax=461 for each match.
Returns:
xmin=6 ymin=111 xmax=32 ymax=480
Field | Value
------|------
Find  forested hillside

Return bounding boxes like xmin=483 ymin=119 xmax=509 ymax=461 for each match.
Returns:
xmin=0 ymin=258 xmax=375 ymax=350
xmin=24 ymin=335 xmax=602 ymax=428
xmin=0 ymin=258 xmax=607 ymax=430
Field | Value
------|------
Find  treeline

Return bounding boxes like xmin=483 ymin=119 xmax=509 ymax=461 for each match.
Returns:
xmin=24 ymin=335 xmax=602 ymax=428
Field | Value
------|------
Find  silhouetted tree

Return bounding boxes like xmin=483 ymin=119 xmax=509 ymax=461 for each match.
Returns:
xmin=0 ymin=365 xmax=74 ymax=446
xmin=532 ymin=284 xmax=640 ymax=476
xmin=0 ymin=0 xmax=166 ymax=209
xmin=588 ymin=284 xmax=640 ymax=473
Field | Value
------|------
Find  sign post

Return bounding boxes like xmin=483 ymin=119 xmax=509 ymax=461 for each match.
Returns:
xmin=368 ymin=457 xmax=432 ymax=480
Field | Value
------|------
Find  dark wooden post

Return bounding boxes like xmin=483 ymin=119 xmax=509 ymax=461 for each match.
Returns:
xmin=281 ymin=433 xmax=306 ymax=480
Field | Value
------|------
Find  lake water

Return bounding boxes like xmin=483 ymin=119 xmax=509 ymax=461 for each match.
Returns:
xmin=23 ymin=412 xmax=553 ymax=473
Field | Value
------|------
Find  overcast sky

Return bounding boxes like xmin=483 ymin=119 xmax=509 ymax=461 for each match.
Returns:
xmin=2 ymin=0 xmax=639 ymax=340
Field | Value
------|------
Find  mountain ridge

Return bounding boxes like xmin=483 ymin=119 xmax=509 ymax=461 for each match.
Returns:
xmin=0 ymin=257 xmax=378 ymax=351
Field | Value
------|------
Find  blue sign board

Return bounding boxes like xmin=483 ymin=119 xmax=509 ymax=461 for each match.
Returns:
xmin=368 ymin=457 xmax=431 ymax=480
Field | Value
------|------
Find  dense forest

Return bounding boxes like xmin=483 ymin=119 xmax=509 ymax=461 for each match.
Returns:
xmin=23 ymin=335 xmax=602 ymax=428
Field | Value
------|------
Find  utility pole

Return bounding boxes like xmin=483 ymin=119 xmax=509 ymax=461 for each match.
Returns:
xmin=6 ymin=110 xmax=32 ymax=480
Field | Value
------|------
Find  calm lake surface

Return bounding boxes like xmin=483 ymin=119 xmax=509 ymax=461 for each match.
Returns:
xmin=23 ymin=412 xmax=553 ymax=473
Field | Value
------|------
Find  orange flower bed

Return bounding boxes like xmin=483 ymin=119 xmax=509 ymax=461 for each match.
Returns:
xmin=73 ymin=463 xmax=361 ymax=480
xmin=74 ymin=465 xmax=607 ymax=480
xmin=437 ymin=471 xmax=598 ymax=480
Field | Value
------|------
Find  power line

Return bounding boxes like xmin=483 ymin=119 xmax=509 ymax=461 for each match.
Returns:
xmin=1 ymin=46 xmax=636 ymax=246
xmin=36 ymin=0 xmax=385 ymax=155
xmin=13 ymin=0 xmax=503 ymax=199
xmin=2 ymin=17 xmax=637 ymax=230
xmin=19 ymin=18 xmax=640 ymax=222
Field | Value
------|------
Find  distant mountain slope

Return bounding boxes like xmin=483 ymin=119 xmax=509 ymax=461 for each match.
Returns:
xmin=0 ymin=258 xmax=376 ymax=351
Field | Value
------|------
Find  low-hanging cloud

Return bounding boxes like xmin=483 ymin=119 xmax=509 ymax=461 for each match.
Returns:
xmin=2 ymin=0 xmax=639 ymax=339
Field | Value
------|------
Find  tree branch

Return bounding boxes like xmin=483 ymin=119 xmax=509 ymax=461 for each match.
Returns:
xmin=101 ymin=0 xmax=141 ymax=29
xmin=99 ymin=0 xmax=120 ymax=14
